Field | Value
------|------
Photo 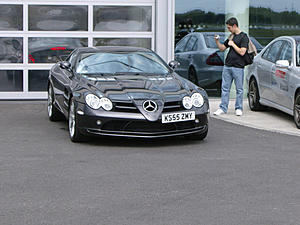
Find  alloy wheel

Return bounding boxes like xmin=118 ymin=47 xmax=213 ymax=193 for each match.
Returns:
xmin=294 ymin=94 xmax=300 ymax=128
xmin=248 ymin=81 xmax=257 ymax=109
xmin=47 ymin=86 xmax=53 ymax=117
xmin=69 ymin=101 xmax=76 ymax=138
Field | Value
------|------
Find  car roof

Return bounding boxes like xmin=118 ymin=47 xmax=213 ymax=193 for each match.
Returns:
xmin=76 ymin=46 xmax=153 ymax=54
xmin=290 ymin=36 xmax=300 ymax=41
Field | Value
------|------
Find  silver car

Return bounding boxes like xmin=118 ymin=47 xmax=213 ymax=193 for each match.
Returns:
xmin=246 ymin=36 xmax=300 ymax=128
xmin=175 ymin=32 xmax=263 ymax=96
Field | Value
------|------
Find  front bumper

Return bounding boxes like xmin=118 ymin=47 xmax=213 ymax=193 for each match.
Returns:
xmin=75 ymin=102 xmax=209 ymax=139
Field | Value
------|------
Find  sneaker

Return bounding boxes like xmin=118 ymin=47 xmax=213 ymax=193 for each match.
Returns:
xmin=213 ymin=108 xmax=225 ymax=116
xmin=235 ymin=109 xmax=243 ymax=116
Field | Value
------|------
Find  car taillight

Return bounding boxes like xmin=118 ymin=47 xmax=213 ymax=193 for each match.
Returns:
xmin=51 ymin=47 xmax=66 ymax=51
xmin=206 ymin=53 xmax=224 ymax=66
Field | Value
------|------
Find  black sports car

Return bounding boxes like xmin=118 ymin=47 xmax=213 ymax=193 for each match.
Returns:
xmin=47 ymin=46 xmax=209 ymax=142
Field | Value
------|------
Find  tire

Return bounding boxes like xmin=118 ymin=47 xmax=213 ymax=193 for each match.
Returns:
xmin=248 ymin=78 xmax=264 ymax=111
xmin=47 ymin=84 xmax=64 ymax=121
xmin=188 ymin=67 xmax=198 ymax=85
xmin=68 ymin=98 xmax=85 ymax=142
xmin=185 ymin=128 xmax=208 ymax=141
xmin=294 ymin=92 xmax=300 ymax=129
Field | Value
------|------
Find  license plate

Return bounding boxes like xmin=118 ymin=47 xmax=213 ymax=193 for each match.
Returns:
xmin=162 ymin=111 xmax=195 ymax=123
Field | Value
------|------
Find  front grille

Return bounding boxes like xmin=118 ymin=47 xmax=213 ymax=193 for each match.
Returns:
xmin=162 ymin=101 xmax=184 ymax=112
xmin=113 ymin=101 xmax=139 ymax=113
xmin=112 ymin=100 xmax=184 ymax=113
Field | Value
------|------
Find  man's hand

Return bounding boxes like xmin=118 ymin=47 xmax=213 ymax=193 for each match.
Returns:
xmin=228 ymin=40 xmax=247 ymax=56
xmin=214 ymin=34 xmax=226 ymax=51
xmin=214 ymin=34 xmax=220 ymax=41
xmin=228 ymin=40 xmax=234 ymax=46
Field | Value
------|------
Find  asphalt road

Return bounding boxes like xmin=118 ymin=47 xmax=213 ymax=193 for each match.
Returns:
xmin=1 ymin=102 xmax=300 ymax=225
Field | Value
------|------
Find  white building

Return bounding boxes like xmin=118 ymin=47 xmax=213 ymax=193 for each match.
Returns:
xmin=0 ymin=0 xmax=175 ymax=99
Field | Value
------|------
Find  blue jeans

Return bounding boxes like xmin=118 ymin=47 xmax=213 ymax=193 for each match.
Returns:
xmin=219 ymin=66 xmax=244 ymax=113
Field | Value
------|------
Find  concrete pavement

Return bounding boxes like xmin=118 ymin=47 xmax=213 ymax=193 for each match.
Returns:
xmin=209 ymin=98 xmax=300 ymax=137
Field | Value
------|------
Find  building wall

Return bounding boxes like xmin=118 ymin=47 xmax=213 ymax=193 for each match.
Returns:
xmin=0 ymin=0 xmax=175 ymax=99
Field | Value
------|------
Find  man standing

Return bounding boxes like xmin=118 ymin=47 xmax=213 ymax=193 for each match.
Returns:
xmin=213 ymin=17 xmax=249 ymax=116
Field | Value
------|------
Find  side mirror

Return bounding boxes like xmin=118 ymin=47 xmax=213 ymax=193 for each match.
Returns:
xmin=59 ymin=61 xmax=71 ymax=70
xmin=275 ymin=60 xmax=290 ymax=69
xmin=168 ymin=60 xmax=180 ymax=69
xmin=12 ymin=39 xmax=21 ymax=50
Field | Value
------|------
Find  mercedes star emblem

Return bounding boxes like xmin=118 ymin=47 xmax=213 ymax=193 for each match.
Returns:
xmin=143 ymin=100 xmax=158 ymax=112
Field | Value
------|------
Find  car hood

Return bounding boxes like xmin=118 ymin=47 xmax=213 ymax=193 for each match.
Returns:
xmin=79 ymin=73 xmax=197 ymax=121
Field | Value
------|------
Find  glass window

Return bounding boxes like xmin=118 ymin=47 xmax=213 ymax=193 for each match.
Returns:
xmin=93 ymin=38 xmax=151 ymax=49
xmin=0 ymin=70 xmax=23 ymax=91
xmin=185 ymin=36 xmax=197 ymax=52
xmin=175 ymin=35 xmax=190 ymax=53
xmin=264 ymin=41 xmax=283 ymax=63
xmin=29 ymin=5 xmax=88 ymax=31
xmin=28 ymin=70 xmax=49 ymax=92
xmin=76 ymin=52 xmax=170 ymax=75
xmin=28 ymin=37 xmax=88 ymax=63
xmin=278 ymin=41 xmax=292 ymax=63
xmin=0 ymin=37 xmax=23 ymax=63
xmin=0 ymin=4 xmax=23 ymax=31
xmin=93 ymin=6 xmax=152 ymax=31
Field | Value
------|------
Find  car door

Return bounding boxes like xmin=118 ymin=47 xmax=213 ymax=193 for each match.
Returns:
xmin=258 ymin=40 xmax=284 ymax=102
xmin=272 ymin=40 xmax=293 ymax=109
xmin=174 ymin=35 xmax=190 ymax=76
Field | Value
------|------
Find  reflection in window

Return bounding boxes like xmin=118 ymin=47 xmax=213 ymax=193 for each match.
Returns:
xmin=28 ymin=37 xmax=88 ymax=63
xmin=93 ymin=38 xmax=151 ymax=49
xmin=76 ymin=52 xmax=169 ymax=74
xmin=0 ymin=37 xmax=23 ymax=63
xmin=0 ymin=4 xmax=23 ymax=31
xmin=249 ymin=1 xmax=300 ymax=46
xmin=29 ymin=5 xmax=88 ymax=31
xmin=185 ymin=36 xmax=197 ymax=52
xmin=175 ymin=35 xmax=190 ymax=53
xmin=0 ymin=70 xmax=23 ymax=91
xmin=29 ymin=70 xmax=49 ymax=91
xmin=93 ymin=6 xmax=152 ymax=31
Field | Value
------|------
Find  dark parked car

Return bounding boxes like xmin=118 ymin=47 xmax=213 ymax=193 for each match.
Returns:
xmin=175 ymin=32 xmax=263 ymax=96
xmin=47 ymin=46 xmax=209 ymax=142
xmin=246 ymin=36 xmax=300 ymax=128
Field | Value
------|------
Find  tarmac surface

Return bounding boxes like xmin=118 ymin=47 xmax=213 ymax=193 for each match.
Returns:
xmin=1 ymin=101 xmax=300 ymax=225
xmin=209 ymin=99 xmax=300 ymax=137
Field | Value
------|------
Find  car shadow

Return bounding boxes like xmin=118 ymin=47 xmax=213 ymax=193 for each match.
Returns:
xmin=57 ymin=121 xmax=206 ymax=148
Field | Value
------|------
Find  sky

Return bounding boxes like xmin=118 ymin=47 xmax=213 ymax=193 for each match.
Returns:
xmin=175 ymin=0 xmax=300 ymax=14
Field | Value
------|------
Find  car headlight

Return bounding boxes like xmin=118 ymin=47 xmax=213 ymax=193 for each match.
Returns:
xmin=100 ymin=97 xmax=113 ymax=111
xmin=182 ymin=96 xmax=193 ymax=109
xmin=191 ymin=93 xmax=204 ymax=108
xmin=85 ymin=94 xmax=101 ymax=109
xmin=85 ymin=94 xmax=113 ymax=111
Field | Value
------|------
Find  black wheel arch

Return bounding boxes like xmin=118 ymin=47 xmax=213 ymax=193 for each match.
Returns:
xmin=294 ymin=88 xmax=300 ymax=100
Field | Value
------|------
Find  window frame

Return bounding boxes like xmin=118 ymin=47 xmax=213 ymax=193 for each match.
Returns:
xmin=0 ymin=0 xmax=155 ymax=99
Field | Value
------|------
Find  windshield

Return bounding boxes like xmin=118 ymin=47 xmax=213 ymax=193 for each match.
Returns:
xmin=76 ymin=51 xmax=171 ymax=75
